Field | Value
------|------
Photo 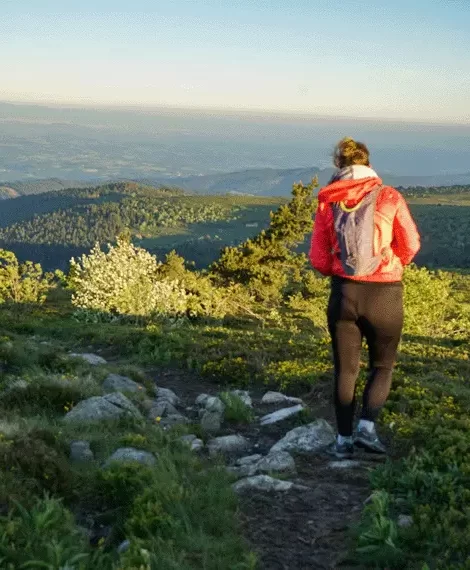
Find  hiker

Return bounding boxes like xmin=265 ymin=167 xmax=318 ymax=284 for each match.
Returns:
xmin=309 ymin=137 xmax=420 ymax=458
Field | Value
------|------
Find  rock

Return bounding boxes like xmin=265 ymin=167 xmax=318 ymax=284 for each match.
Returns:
xmin=148 ymin=399 xmax=179 ymax=419
xmin=155 ymin=387 xmax=181 ymax=407
xmin=204 ymin=396 xmax=225 ymax=414
xmin=117 ymin=539 xmax=131 ymax=554
xmin=104 ymin=392 xmax=143 ymax=416
xmin=328 ymin=460 xmax=362 ymax=469
xmin=260 ymin=404 xmax=304 ymax=426
xmin=200 ymin=410 xmax=223 ymax=433
xmin=229 ymin=452 xmax=296 ymax=478
xmin=233 ymin=475 xmax=296 ymax=494
xmin=270 ymin=419 xmax=335 ymax=454
xmin=231 ymin=390 xmax=252 ymax=407
xmin=104 ymin=447 xmax=156 ymax=467
xmin=398 ymin=514 xmax=413 ymax=528
xmin=207 ymin=435 xmax=249 ymax=457
xmin=103 ymin=374 xmax=144 ymax=394
xmin=159 ymin=414 xmax=190 ymax=428
xmin=256 ymin=451 xmax=296 ymax=475
xmin=69 ymin=353 xmax=107 ymax=366
xmin=70 ymin=440 xmax=94 ymax=462
xmin=237 ymin=454 xmax=263 ymax=466
xmin=140 ymin=399 xmax=156 ymax=413
xmin=63 ymin=393 xmax=143 ymax=423
xmin=180 ymin=434 xmax=204 ymax=452
xmin=261 ymin=391 xmax=303 ymax=406
xmin=195 ymin=393 xmax=211 ymax=407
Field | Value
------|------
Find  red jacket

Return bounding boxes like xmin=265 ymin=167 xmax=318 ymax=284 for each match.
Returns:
xmin=309 ymin=176 xmax=421 ymax=282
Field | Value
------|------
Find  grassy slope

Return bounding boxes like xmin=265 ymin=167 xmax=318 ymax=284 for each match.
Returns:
xmin=0 ymin=265 xmax=469 ymax=568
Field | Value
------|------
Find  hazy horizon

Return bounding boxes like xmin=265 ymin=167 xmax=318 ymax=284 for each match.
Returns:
xmin=2 ymin=100 xmax=470 ymax=184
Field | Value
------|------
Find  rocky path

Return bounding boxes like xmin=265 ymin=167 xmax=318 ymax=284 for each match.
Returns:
xmin=66 ymin=355 xmax=377 ymax=569
xmin=150 ymin=368 xmax=379 ymax=570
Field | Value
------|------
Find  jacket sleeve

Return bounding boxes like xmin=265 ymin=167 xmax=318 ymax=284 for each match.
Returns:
xmin=391 ymin=195 xmax=421 ymax=266
xmin=309 ymin=202 xmax=333 ymax=275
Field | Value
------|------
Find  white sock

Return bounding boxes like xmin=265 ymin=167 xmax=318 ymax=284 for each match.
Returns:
xmin=337 ymin=434 xmax=353 ymax=445
xmin=358 ymin=419 xmax=375 ymax=433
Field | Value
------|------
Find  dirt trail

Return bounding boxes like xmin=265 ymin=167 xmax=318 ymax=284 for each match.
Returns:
xmin=152 ymin=369 xmax=376 ymax=570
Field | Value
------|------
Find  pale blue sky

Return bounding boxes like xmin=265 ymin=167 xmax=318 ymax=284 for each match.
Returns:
xmin=1 ymin=0 xmax=469 ymax=122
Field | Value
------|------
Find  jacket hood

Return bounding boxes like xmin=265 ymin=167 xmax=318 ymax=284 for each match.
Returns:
xmin=318 ymin=165 xmax=382 ymax=204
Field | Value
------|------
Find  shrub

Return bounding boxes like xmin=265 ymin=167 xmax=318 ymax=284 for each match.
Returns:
xmin=0 ymin=430 xmax=74 ymax=498
xmin=220 ymin=392 xmax=254 ymax=424
xmin=0 ymin=249 xmax=53 ymax=305
xmin=0 ymin=496 xmax=113 ymax=569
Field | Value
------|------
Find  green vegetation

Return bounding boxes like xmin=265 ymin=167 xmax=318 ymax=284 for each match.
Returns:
xmin=0 ymin=179 xmax=469 ymax=568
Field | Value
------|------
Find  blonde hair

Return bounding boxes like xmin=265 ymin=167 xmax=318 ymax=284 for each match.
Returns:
xmin=333 ymin=137 xmax=370 ymax=169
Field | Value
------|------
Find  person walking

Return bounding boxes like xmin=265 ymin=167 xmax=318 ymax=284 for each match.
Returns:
xmin=309 ymin=137 xmax=420 ymax=458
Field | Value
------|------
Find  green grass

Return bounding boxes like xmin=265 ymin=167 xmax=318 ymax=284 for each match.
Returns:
xmin=0 ymin=264 xmax=469 ymax=568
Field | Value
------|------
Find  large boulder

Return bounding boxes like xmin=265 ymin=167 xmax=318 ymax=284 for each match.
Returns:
xmin=270 ymin=419 xmax=335 ymax=454
xmin=154 ymin=387 xmax=181 ymax=407
xmin=103 ymin=374 xmax=144 ymax=394
xmin=200 ymin=410 xmax=223 ymax=433
xmin=207 ymin=435 xmax=249 ymax=457
xmin=69 ymin=353 xmax=107 ymax=366
xmin=63 ymin=393 xmax=143 ymax=423
xmin=104 ymin=447 xmax=156 ymax=467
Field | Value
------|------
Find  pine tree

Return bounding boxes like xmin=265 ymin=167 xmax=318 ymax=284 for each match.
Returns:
xmin=210 ymin=178 xmax=318 ymax=303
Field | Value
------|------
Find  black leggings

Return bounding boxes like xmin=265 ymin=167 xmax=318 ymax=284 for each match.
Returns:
xmin=327 ymin=276 xmax=403 ymax=436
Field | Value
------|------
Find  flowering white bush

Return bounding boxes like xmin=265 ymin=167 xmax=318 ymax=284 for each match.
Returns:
xmin=69 ymin=237 xmax=189 ymax=317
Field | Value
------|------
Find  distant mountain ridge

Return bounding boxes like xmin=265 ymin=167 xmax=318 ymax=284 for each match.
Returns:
xmin=1 ymin=168 xmax=470 ymax=199
xmin=152 ymin=168 xmax=470 ymax=196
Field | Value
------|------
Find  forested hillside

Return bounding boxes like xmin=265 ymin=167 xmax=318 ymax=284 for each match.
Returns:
xmin=0 ymin=181 xmax=469 ymax=271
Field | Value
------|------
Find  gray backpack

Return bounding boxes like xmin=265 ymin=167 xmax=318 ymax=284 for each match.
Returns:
xmin=332 ymin=185 xmax=384 ymax=277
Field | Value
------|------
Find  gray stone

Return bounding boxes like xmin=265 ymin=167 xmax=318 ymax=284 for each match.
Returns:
xmin=261 ymin=391 xmax=303 ymax=405
xmin=159 ymin=414 xmax=190 ymax=428
xmin=104 ymin=392 xmax=142 ymax=416
xmin=200 ymin=410 xmax=223 ymax=433
xmin=148 ymin=399 xmax=179 ymax=419
xmin=256 ymin=451 xmax=296 ymax=475
xmin=69 ymin=353 xmax=107 ymax=366
xmin=260 ymin=404 xmax=304 ymax=426
xmin=180 ymin=434 xmax=204 ymax=452
xmin=70 ymin=440 xmax=94 ymax=462
xmin=103 ymin=374 xmax=144 ymax=394
xmin=237 ymin=454 xmax=263 ymax=466
xmin=270 ymin=419 xmax=335 ymax=454
xmin=207 ymin=434 xmax=249 ymax=457
xmin=195 ymin=393 xmax=211 ymax=407
xmin=398 ymin=514 xmax=413 ymax=528
xmin=63 ymin=393 xmax=143 ymax=423
xmin=155 ymin=387 xmax=180 ymax=407
xmin=105 ymin=447 xmax=156 ymax=467
xmin=232 ymin=475 xmax=295 ymax=494
xmin=117 ymin=539 xmax=131 ymax=554
xmin=231 ymin=390 xmax=252 ymax=407
xmin=205 ymin=396 xmax=225 ymax=414
xmin=229 ymin=452 xmax=296 ymax=478
xmin=328 ymin=460 xmax=362 ymax=469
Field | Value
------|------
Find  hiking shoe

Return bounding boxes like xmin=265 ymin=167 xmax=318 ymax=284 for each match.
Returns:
xmin=327 ymin=440 xmax=354 ymax=460
xmin=354 ymin=426 xmax=387 ymax=454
